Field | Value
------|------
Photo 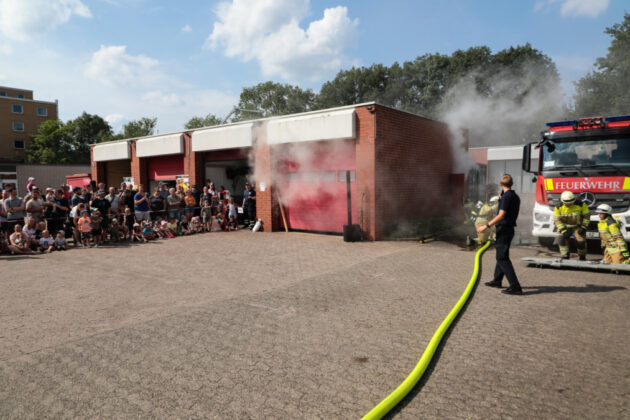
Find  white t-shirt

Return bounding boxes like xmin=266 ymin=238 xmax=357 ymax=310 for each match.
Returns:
xmin=39 ymin=236 xmax=53 ymax=247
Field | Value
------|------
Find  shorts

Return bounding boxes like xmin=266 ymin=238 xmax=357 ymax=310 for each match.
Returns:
xmin=151 ymin=210 xmax=165 ymax=220
xmin=80 ymin=231 xmax=92 ymax=240
xmin=0 ymin=221 xmax=8 ymax=233
xmin=91 ymin=227 xmax=101 ymax=235
xmin=135 ymin=210 xmax=151 ymax=221
xmin=168 ymin=210 xmax=180 ymax=219
xmin=184 ymin=206 xmax=195 ymax=214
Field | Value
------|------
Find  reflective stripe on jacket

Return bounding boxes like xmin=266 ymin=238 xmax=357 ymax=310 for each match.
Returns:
xmin=554 ymin=202 xmax=590 ymax=232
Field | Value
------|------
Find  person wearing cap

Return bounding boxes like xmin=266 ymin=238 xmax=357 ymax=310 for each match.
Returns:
xmin=596 ymin=204 xmax=630 ymax=264
xmin=554 ymin=190 xmax=590 ymax=260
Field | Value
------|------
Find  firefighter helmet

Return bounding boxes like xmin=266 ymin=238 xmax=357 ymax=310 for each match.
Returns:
xmin=489 ymin=196 xmax=499 ymax=204
xmin=595 ymin=203 xmax=612 ymax=215
xmin=561 ymin=190 xmax=575 ymax=204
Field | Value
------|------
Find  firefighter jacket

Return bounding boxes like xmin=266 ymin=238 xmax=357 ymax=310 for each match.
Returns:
xmin=553 ymin=202 xmax=590 ymax=233
xmin=598 ymin=216 xmax=629 ymax=255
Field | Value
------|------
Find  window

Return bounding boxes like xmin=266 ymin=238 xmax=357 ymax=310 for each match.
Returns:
xmin=14 ymin=140 xmax=25 ymax=150
xmin=37 ymin=107 xmax=48 ymax=117
xmin=12 ymin=122 xmax=24 ymax=132
xmin=0 ymin=91 xmax=6 ymax=96
xmin=12 ymin=104 xmax=23 ymax=114
xmin=17 ymin=93 xmax=24 ymax=99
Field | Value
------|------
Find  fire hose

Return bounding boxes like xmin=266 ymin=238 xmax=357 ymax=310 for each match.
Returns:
xmin=361 ymin=241 xmax=491 ymax=420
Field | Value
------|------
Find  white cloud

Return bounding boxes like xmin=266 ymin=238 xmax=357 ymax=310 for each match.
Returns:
xmin=105 ymin=114 xmax=124 ymax=124
xmin=142 ymin=91 xmax=183 ymax=106
xmin=85 ymin=45 xmax=160 ymax=87
xmin=181 ymin=24 xmax=192 ymax=33
xmin=207 ymin=0 xmax=359 ymax=81
xmin=534 ymin=0 xmax=610 ymax=18
xmin=0 ymin=0 xmax=91 ymax=42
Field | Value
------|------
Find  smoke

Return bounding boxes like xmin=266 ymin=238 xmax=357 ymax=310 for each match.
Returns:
xmin=439 ymin=63 xmax=566 ymax=153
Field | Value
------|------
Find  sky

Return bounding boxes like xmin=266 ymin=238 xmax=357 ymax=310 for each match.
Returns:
xmin=0 ymin=0 xmax=626 ymax=134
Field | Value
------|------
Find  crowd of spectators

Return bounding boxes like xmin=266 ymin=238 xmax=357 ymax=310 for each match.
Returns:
xmin=0 ymin=177 xmax=257 ymax=255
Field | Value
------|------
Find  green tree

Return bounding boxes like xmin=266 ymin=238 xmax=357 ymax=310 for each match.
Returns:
xmin=123 ymin=117 xmax=157 ymax=138
xmin=573 ymin=13 xmax=630 ymax=116
xmin=184 ymin=113 xmax=222 ymax=129
xmin=27 ymin=112 xmax=114 ymax=163
xmin=234 ymin=81 xmax=315 ymax=121
xmin=315 ymin=64 xmax=392 ymax=110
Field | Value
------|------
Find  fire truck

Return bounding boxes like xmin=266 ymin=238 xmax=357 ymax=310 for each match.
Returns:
xmin=522 ymin=115 xmax=630 ymax=246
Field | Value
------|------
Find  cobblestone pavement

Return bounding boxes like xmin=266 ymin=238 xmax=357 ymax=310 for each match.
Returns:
xmin=1 ymin=232 xmax=628 ymax=419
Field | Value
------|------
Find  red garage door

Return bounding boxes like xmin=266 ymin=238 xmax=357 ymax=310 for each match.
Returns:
xmin=148 ymin=156 xmax=184 ymax=180
xmin=279 ymin=140 xmax=359 ymax=233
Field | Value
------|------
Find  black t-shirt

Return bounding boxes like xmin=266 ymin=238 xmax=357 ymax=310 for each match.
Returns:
xmin=124 ymin=213 xmax=135 ymax=229
xmin=150 ymin=195 xmax=165 ymax=211
xmin=123 ymin=192 xmax=134 ymax=209
xmin=498 ymin=189 xmax=520 ymax=227
xmin=200 ymin=193 xmax=212 ymax=207
xmin=247 ymin=189 xmax=256 ymax=206
xmin=71 ymin=195 xmax=84 ymax=207
xmin=192 ymin=191 xmax=201 ymax=205
xmin=91 ymin=198 xmax=111 ymax=216
xmin=52 ymin=197 xmax=69 ymax=218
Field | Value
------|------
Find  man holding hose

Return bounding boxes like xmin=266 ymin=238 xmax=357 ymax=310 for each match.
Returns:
xmin=477 ymin=174 xmax=523 ymax=295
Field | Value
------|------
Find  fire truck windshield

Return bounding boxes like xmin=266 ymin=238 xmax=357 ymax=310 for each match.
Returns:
xmin=541 ymin=138 xmax=630 ymax=174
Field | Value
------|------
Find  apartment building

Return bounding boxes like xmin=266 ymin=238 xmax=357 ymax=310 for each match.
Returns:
xmin=0 ymin=86 xmax=58 ymax=162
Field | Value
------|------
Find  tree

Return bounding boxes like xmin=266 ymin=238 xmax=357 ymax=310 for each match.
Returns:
xmin=123 ymin=117 xmax=157 ymax=138
xmin=185 ymin=113 xmax=222 ymax=129
xmin=27 ymin=112 xmax=114 ymax=163
xmin=234 ymin=81 xmax=315 ymax=121
xmin=315 ymin=64 xmax=392 ymax=110
xmin=573 ymin=13 xmax=630 ymax=116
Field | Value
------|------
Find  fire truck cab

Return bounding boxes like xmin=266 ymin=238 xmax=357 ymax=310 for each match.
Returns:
xmin=523 ymin=115 xmax=630 ymax=245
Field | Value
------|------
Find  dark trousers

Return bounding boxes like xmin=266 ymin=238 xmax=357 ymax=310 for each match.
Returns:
xmin=493 ymin=224 xmax=521 ymax=289
xmin=246 ymin=202 xmax=256 ymax=225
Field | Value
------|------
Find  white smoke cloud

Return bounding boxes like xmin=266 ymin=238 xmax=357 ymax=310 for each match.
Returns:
xmin=181 ymin=24 xmax=192 ymax=33
xmin=0 ymin=0 xmax=91 ymax=42
xmin=206 ymin=0 xmax=359 ymax=81
xmin=439 ymin=65 xmax=566 ymax=171
xmin=85 ymin=45 xmax=161 ymax=87
xmin=534 ymin=0 xmax=610 ymax=18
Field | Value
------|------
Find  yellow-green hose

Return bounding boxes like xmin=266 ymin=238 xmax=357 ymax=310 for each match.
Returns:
xmin=362 ymin=241 xmax=491 ymax=420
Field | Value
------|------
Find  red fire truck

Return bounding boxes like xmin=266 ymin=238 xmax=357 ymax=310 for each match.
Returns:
xmin=523 ymin=115 xmax=630 ymax=246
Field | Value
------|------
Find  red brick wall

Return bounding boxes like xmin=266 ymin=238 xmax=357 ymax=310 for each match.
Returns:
xmin=182 ymin=132 xmax=204 ymax=187
xmin=130 ymin=141 xmax=148 ymax=188
xmin=374 ymin=105 xmax=454 ymax=238
xmin=355 ymin=106 xmax=377 ymax=240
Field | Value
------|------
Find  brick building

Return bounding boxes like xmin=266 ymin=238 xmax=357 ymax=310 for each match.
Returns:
xmin=0 ymin=86 xmax=58 ymax=162
xmin=91 ymin=103 xmax=462 ymax=240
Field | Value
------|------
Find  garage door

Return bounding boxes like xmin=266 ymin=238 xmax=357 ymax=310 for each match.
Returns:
xmin=280 ymin=140 xmax=359 ymax=233
xmin=105 ymin=160 xmax=131 ymax=187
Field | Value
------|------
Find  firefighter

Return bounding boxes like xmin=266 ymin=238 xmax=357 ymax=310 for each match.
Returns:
xmin=554 ymin=190 xmax=590 ymax=260
xmin=468 ymin=196 xmax=499 ymax=246
xmin=595 ymin=203 xmax=630 ymax=264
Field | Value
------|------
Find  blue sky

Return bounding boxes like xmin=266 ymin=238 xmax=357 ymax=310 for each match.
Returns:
xmin=0 ymin=0 xmax=626 ymax=134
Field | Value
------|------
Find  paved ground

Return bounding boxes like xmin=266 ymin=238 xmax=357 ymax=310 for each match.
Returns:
xmin=1 ymin=232 xmax=628 ymax=419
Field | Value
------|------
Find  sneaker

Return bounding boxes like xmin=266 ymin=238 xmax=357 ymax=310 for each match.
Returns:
xmin=560 ymin=255 xmax=570 ymax=260
xmin=94 ymin=244 xmax=99 ymax=248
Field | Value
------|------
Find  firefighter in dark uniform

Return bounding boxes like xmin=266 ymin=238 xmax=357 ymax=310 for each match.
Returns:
xmin=242 ymin=182 xmax=256 ymax=228
xmin=596 ymin=203 xmax=630 ymax=264
xmin=554 ymin=190 xmax=590 ymax=260
xmin=477 ymin=174 xmax=522 ymax=295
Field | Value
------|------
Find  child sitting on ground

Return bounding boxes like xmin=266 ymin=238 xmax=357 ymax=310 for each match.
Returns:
xmin=179 ymin=215 xmax=190 ymax=235
xmin=132 ymin=223 xmax=146 ymax=242
xmin=167 ymin=217 xmax=178 ymax=237
xmin=159 ymin=219 xmax=173 ymax=238
xmin=142 ymin=221 xmax=157 ymax=240
xmin=38 ymin=230 xmax=54 ymax=253
xmin=189 ymin=216 xmax=202 ymax=234
xmin=54 ymin=230 xmax=68 ymax=251
xmin=210 ymin=215 xmax=222 ymax=232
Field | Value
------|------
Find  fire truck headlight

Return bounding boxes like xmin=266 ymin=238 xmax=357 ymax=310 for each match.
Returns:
xmin=534 ymin=212 xmax=550 ymax=222
xmin=625 ymin=217 xmax=630 ymax=225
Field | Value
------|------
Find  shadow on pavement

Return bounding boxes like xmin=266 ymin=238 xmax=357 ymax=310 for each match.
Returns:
xmin=522 ymin=284 xmax=626 ymax=296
